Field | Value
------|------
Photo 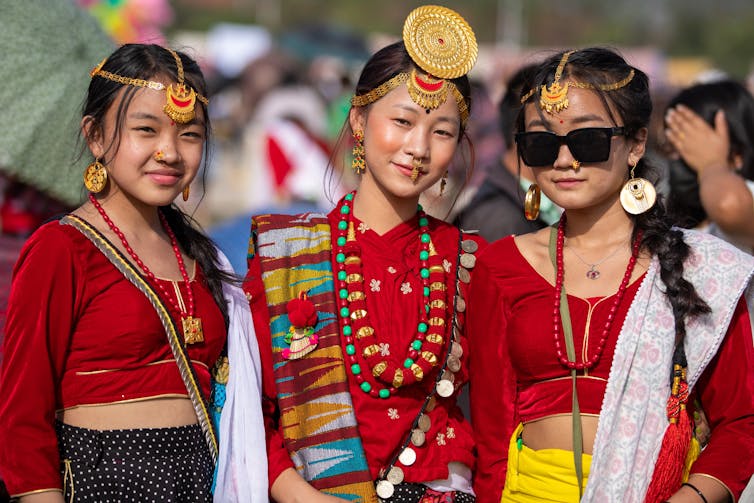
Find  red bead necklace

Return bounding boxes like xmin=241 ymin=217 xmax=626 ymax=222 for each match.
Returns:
xmin=553 ymin=215 xmax=640 ymax=370
xmin=334 ymin=192 xmax=449 ymax=399
xmin=88 ymin=193 xmax=204 ymax=344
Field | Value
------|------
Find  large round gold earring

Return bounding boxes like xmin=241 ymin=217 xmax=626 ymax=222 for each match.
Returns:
xmin=524 ymin=183 xmax=541 ymax=221
xmin=620 ymin=160 xmax=656 ymax=215
xmin=83 ymin=159 xmax=108 ymax=193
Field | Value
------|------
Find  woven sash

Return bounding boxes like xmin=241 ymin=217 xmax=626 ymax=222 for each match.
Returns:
xmin=252 ymin=213 xmax=377 ymax=502
xmin=61 ymin=215 xmax=218 ymax=462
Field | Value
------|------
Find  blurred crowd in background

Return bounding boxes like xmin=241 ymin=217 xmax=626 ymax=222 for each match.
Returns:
xmin=3 ymin=0 xmax=754 ymax=286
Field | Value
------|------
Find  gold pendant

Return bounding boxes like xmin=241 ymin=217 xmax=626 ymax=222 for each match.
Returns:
xmin=182 ymin=316 xmax=204 ymax=344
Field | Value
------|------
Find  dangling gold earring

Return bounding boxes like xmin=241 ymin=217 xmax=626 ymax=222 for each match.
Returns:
xmin=439 ymin=171 xmax=448 ymax=196
xmin=524 ymin=183 xmax=541 ymax=221
xmin=620 ymin=159 xmax=656 ymax=215
xmin=352 ymin=129 xmax=365 ymax=174
xmin=83 ymin=159 xmax=108 ymax=193
xmin=182 ymin=184 xmax=190 ymax=202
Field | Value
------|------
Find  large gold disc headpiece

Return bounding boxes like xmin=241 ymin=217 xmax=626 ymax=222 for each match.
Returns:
xmin=403 ymin=5 xmax=478 ymax=80
xmin=351 ymin=5 xmax=477 ymax=127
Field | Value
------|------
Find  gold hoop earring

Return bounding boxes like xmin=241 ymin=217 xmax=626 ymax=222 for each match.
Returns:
xmin=352 ymin=129 xmax=365 ymax=174
xmin=620 ymin=160 xmax=656 ymax=215
xmin=439 ymin=171 xmax=448 ymax=196
xmin=83 ymin=159 xmax=108 ymax=193
xmin=524 ymin=183 xmax=541 ymax=221
xmin=182 ymin=184 xmax=190 ymax=202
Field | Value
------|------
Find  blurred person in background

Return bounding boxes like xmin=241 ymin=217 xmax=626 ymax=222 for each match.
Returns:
xmin=454 ymin=64 xmax=559 ymax=242
xmin=664 ymin=79 xmax=754 ymax=252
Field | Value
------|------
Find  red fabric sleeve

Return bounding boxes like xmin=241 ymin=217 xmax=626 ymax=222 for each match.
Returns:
xmin=468 ymin=252 xmax=518 ymax=503
xmin=0 ymin=225 xmax=80 ymax=495
xmin=243 ymin=251 xmax=295 ymax=489
xmin=691 ymin=297 xmax=754 ymax=499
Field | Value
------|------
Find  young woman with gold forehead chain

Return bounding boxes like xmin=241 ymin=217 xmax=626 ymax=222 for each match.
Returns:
xmin=0 ymin=44 xmax=267 ymax=502
xmin=468 ymin=47 xmax=754 ymax=503
xmin=217 ymin=5 xmax=487 ymax=502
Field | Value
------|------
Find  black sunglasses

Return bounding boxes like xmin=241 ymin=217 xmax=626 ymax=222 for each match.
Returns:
xmin=515 ymin=127 xmax=626 ymax=167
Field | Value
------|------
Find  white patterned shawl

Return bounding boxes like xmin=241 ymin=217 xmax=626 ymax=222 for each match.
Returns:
xmin=583 ymin=230 xmax=754 ymax=502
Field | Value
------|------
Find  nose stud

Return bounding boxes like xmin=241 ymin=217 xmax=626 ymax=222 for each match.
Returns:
xmin=154 ymin=150 xmax=165 ymax=162
xmin=571 ymin=160 xmax=581 ymax=171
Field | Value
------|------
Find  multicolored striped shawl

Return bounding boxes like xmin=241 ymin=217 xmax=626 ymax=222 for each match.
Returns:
xmin=251 ymin=213 xmax=378 ymax=502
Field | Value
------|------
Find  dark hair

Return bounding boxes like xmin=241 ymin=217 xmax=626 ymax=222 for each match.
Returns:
xmin=519 ymin=47 xmax=710 ymax=363
xmin=499 ymin=64 xmax=538 ymax=149
xmin=82 ymin=44 xmax=233 ymax=326
xmin=666 ymin=80 xmax=754 ymax=227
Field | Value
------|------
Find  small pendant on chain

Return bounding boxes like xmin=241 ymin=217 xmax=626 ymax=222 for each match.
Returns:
xmin=586 ymin=267 xmax=600 ymax=280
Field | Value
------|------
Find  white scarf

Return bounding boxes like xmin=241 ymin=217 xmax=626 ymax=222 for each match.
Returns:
xmin=214 ymin=251 xmax=269 ymax=502
xmin=584 ymin=230 xmax=754 ymax=502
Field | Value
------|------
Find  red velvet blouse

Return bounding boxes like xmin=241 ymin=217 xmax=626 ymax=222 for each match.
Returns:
xmin=468 ymin=236 xmax=754 ymax=503
xmin=0 ymin=220 xmax=226 ymax=496
xmin=245 ymin=208 xmax=486 ymax=489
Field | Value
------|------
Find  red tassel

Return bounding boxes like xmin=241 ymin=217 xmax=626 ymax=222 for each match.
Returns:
xmin=644 ymin=368 xmax=692 ymax=503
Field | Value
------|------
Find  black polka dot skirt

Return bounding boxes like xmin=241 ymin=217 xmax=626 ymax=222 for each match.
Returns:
xmin=55 ymin=421 xmax=213 ymax=502
xmin=380 ymin=482 xmax=475 ymax=503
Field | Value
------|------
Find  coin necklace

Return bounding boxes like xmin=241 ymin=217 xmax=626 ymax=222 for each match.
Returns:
xmin=89 ymin=193 xmax=203 ymax=344
xmin=553 ymin=215 xmax=639 ymax=370
xmin=334 ymin=192 xmax=448 ymax=399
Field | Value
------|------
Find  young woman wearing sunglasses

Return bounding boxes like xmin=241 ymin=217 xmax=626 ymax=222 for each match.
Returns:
xmin=468 ymin=47 xmax=754 ymax=503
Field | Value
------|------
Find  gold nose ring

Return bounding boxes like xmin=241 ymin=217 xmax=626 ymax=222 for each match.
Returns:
xmin=154 ymin=150 xmax=165 ymax=162
xmin=571 ymin=160 xmax=581 ymax=170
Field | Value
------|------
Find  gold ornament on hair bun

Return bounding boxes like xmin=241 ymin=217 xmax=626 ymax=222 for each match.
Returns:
xmin=351 ymin=5 xmax=477 ymax=127
xmin=402 ymin=5 xmax=478 ymax=79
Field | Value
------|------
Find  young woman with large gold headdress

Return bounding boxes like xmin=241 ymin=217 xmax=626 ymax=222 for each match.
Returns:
xmin=468 ymin=47 xmax=754 ymax=503
xmin=217 ymin=5 xmax=486 ymax=502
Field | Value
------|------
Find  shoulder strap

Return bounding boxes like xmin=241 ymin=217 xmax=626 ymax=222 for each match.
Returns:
xmin=61 ymin=215 xmax=218 ymax=462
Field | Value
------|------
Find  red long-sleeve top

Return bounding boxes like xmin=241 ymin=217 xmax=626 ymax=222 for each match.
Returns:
xmin=244 ymin=209 xmax=485 ymax=489
xmin=468 ymin=236 xmax=754 ymax=503
xmin=0 ymin=220 xmax=226 ymax=496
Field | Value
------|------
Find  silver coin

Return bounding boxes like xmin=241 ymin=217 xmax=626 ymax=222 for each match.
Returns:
xmin=455 ymin=296 xmax=466 ymax=313
xmin=386 ymin=465 xmax=404 ymax=485
xmin=411 ymin=428 xmax=426 ymax=447
xmin=450 ymin=341 xmax=463 ymax=358
xmin=458 ymin=267 xmax=471 ymax=283
xmin=376 ymin=480 xmax=395 ymax=499
xmin=460 ymin=253 xmax=476 ymax=269
xmin=417 ymin=413 xmax=431 ymax=432
xmin=398 ymin=446 xmax=417 ymax=466
xmin=461 ymin=239 xmax=478 ymax=253
xmin=425 ymin=395 xmax=437 ymax=412
xmin=447 ymin=355 xmax=461 ymax=373
xmin=436 ymin=379 xmax=454 ymax=397
xmin=441 ymin=370 xmax=455 ymax=383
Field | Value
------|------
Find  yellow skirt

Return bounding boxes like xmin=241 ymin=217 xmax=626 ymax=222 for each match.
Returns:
xmin=501 ymin=424 xmax=591 ymax=503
